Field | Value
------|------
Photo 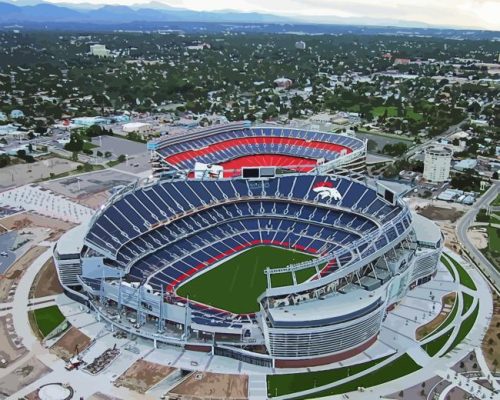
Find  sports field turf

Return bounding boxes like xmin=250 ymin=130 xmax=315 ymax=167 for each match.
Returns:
xmin=176 ymin=246 xmax=317 ymax=314
xmin=32 ymin=305 xmax=65 ymax=337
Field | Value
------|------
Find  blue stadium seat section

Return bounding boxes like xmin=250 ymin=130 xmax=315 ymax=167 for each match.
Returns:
xmin=84 ymin=175 xmax=408 ymax=294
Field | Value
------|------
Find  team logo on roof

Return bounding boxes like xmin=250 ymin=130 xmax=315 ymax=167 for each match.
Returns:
xmin=312 ymin=181 xmax=342 ymax=201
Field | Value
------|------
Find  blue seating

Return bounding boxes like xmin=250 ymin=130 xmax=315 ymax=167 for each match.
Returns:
xmin=84 ymin=174 xmax=406 ymax=297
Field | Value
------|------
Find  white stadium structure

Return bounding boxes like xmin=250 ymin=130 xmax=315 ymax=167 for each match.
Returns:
xmin=53 ymin=122 xmax=443 ymax=368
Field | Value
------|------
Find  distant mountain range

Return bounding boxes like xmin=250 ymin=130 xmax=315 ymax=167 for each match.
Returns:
xmin=0 ymin=0 xmax=496 ymax=32
xmin=0 ymin=1 xmax=293 ymax=24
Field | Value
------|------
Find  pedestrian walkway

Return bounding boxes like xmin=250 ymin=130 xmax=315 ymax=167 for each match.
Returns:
xmin=249 ymin=374 xmax=268 ymax=400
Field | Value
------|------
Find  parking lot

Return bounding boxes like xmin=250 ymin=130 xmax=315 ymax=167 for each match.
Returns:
xmin=0 ymin=231 xmax=17 ymax=274
xmin=91 ymin=135 xmax=146 ymax=156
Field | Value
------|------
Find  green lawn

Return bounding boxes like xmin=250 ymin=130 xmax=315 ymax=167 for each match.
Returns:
xmin=492 ymin=194 xmax=500 ymax=207
xmin=443 ymin=255 xmax=476 ymax=291
xmin=372 ymin=106 xmax=398 ymax=117
xmin=441 ymin=257 xmax=456 ymax=282
xmin=176 ymin=246 xmax=317 ymax=314
xmin=422 ymin=326 xmax=454 ymax=357
xmin=444 ymin=304 xmax=479 ymax=355
xmin=405 ymin=108 xmax=424 ymax=122
xmin=462 ymin=292 xmax=474 ymax=316
xmin=267 ymin=356 xmax=390 ymax=398
xmin=32 ymin=306 xmax=66 ymax=337
xmin=295 ymin=354 xmax=420 ymax=399
xmin=83 ymin=140 xmax=97 ymax=151
xmin=487 ymin=225 xmax=500 ymax=253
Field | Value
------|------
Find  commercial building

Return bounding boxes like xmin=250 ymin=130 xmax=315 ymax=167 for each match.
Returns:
xmin=274 ymin=78 xmax=293 ymax=90
xmin=122 ymin=122 xmax=155 ymax=137
xmin=295 ymin=41 xmax=306 ymax=50
xmin=90 ymin=44 xmax=111 ymax=58
xmin=423 ymin=145 xmax=453 ymax=183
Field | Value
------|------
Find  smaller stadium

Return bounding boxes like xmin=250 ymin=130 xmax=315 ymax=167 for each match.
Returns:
xmin=53 ymin=122 xmax=443 ymax=369
xmin=147 ymin=121 xmax=366 ymax=177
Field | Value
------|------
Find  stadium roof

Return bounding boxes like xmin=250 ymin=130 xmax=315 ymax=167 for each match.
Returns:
xmin=57 ymin=221 xmax=89 ymax=255
xmin=413 ymin=213 xmax=441 ymax=245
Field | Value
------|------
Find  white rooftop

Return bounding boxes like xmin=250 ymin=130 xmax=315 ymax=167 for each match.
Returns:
xmin=268 ymin=287 xmax=382 ymax=323
xmin=413 ymin=213 xmax=441 ymax=245
xmin=57 ymin=221 xmax=89 ymax=255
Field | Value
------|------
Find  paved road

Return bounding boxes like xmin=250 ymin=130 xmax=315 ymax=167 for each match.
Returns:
xmin=456 ymin=181 xmax=500 ymax=290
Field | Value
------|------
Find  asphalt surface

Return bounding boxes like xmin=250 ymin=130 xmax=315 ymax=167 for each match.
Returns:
xmin=456 ymin=181 xmax=500 ymax=291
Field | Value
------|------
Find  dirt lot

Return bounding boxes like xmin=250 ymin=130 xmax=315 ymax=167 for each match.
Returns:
xmin=50 ymin=326 xmax=92 ymax=361
xmin=114 ymin=359 xmax=174 ymax=394
xmin=30 ymin=258 xmax=63 ymax=299
xmin=482 ymin=293 xmax=500 ymax=372
xmin=169 ymin=372 xmax=248 ymax=400
xmin=467 ymin=228 xmax=488 ymax=250
xmin=416 ymin=292 xmax=456 ymax=340
xmin=0 ymin=213 xmax=75 ymax=241
xmin=0 ymin=246 xmax=47 ymax=302
xmin=0 ymin=314 xmax=27 ymax=368
xmin=79 ymin=191 xmax=110 ymax=209
xmin=0 ymin=356 xmax=51 ymax=398
xmin=416 ymin=205 xmax=464 ymax=223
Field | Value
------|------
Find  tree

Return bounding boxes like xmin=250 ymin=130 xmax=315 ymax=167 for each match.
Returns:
xmin=382 ymin=143 xmax=408 ymax=157
xmin=117 ymin=154 xmax=126 ymax=163
xmin=0 ymin=154 xmax=10 ymax=168
xmin=64 ymin=133 xmax=84 ymax=152
xmin=86 ymin=124 xmax=104 ymax=138
xmin=451 ymin=172 xmax=481 ymax=192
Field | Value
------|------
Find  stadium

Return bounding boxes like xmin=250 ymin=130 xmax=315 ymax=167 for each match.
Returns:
xmin=54 ymin=122 xmax=443 ymax=368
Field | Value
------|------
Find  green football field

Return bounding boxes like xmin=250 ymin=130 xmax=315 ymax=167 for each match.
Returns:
xmin=176 ymin=246 xmax=318 ymax=314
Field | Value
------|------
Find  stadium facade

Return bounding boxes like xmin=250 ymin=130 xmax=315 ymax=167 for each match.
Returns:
xmin=54 ymin=122 xmax=442 ymax=368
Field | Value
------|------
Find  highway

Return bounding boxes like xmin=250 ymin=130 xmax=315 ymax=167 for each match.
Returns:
xmin=456 ymin=181 xmax=500 ymax=291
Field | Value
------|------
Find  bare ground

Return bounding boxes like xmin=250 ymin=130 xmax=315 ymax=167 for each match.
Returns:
xmin=114 ymin=359 xmax=175 ymax=394
xmin=0 ymin=356 xmax=51 ymax=398
xmin=169 ymin=372 xmax=248 ymax=400
xmin=416 ymin=292 xmax=456 ymax=340
xmin=78 ymin=191 xmax=110 ymax=209
xmin=0 ymin=314 xmax=27 ymax=368
xmin=0 ymin=212 xmax=75 ymax=241
xmin=30 ymin=258 xmax=63 ymax=299
xmin=0 ymin=246 xmax=47 ymax=302
xmin=481 ymin=293 xmax=500 ymax=372
xmin=50 ymin=326 xmax=92 ymax=361
xmin=88 ymin=392 xmax=124 ymax=400
xmin=416 ymin=205 xmax=464 ymax=223
xmin=467 ymin=228 xmax=488 ymax=250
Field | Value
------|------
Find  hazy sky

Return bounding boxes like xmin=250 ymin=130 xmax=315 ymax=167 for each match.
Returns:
xmin=45 ymin=0 xmax=500 ymax=30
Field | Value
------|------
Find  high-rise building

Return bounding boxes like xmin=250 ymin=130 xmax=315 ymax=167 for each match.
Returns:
xmin=423 ymin=145 xmax=453 ymax=183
